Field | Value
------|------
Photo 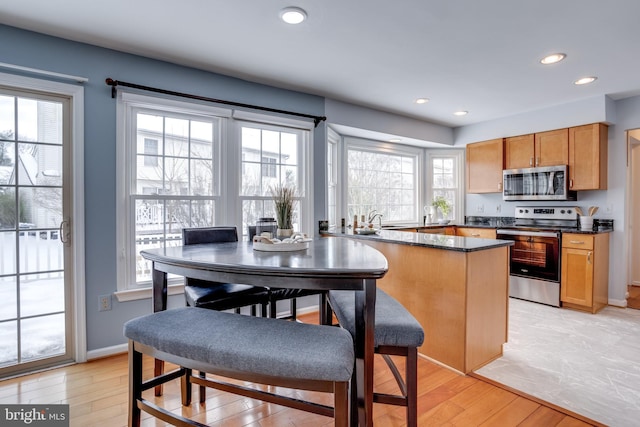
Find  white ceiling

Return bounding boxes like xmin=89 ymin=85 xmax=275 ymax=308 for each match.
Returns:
xmin=2 ymin=0 xmax=640 ymax=134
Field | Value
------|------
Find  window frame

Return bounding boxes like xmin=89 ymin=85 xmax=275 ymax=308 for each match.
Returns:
xmin=425 ymin=149 xmax=465 ymax=224
xmin=115 ymin=93 xmax=313 ymax=300
xmin=343 ymin=136 xmax=423 ymax=227
xmin=234 ymin=113 xmax=313 ymax=242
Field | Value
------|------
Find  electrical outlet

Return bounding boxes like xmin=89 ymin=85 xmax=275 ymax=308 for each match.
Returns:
xmin=476 ymin=204 xmax=484 ymax=213
xmin=495 ymin=204 xmax=502 ymax=213
xmin=99 ymin=294 xmax=112 ymax=311
xmin=605 ymin=204 xmax=613 ymax=214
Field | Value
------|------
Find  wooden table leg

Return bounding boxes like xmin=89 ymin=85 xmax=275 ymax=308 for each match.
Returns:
xmin=152 ymin=266 xmax=168 ymax=396
xmin=354 ymin=279 xmax=376 ymax=427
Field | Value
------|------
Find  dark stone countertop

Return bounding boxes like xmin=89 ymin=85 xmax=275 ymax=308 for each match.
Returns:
xmin=323 ymin=229 xmax=513 ymax=252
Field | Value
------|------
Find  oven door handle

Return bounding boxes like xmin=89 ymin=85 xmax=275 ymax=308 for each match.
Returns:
xmin=496 ymin=229 xmax=559 ymax=238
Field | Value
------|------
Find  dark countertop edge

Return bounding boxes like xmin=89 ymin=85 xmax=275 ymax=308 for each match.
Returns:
xmin=322 ymin=230 xmax=514 ymax=253
xmin=378 ymin=224 xmax=614 ymax=234
xmin=561 ymin=228 xmax=613 ymax=234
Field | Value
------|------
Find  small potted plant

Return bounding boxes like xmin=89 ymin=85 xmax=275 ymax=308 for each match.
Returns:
xmin=270 ymin=183 xmax=295 ymax=238
xmin=432 ymin=196 xmax=452 ymax=224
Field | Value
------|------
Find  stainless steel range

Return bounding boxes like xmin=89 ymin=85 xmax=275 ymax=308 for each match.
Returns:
xmin=496 ymin=206 xmax=578 ymax=307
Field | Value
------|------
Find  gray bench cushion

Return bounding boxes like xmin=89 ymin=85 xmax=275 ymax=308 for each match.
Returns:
xmin=124 ymin=307 xmax=354 ymax=382
xmin=329 ymin=289 xmax=424 ymax=348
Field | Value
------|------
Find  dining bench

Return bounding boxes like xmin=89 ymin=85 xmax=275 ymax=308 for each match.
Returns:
xmin=123 ymin=307 xmax=354 ymax=427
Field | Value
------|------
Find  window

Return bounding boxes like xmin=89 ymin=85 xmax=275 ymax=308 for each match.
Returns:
xmin=239 ymin=121 xmax=309 ymax=239
xmin=116 ymin=94 xmax=313 ymax=297
xmin=426 ymin=150 xmax=464 ymax=222
xmin=117 ymin=93 xmax=226 ymax=293
xmin=345 ymin=138 xmax=420 ymax=225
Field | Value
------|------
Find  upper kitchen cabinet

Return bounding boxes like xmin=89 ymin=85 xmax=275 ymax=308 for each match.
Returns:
xmin=504 ymin=129 xmax=569 ymax=169
xmin=504 ymin=134 xmax=534 ymax=169
xmin=466 ymin=138 xmax=504 ymax=193
xmin=568 ymin=123 xmax=608 ymax=190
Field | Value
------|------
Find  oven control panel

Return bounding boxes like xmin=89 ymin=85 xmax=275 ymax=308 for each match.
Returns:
xmin=514 ymin=206 xmax=578 ymax=221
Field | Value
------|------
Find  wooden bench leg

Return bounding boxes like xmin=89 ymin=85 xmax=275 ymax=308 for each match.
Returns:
xmin=182 ymin=368 xmax=193 ymax=406
xmin=199 ymin=371 xmax=206 ymax=403
xmin=334 ymin=381 xmax=350 ymax=427
xmin=407 ymin=348 xmax=418 ymax=427
xmin=128 ymin=341 xmax=142 ymax=427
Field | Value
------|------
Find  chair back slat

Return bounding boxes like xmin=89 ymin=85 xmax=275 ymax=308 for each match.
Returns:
xmin=182 ymin=226 xmax=238 ymax=245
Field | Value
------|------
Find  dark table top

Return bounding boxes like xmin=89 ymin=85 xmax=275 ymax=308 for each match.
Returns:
xmin=141 ymin=237 xmax=389 ymax=285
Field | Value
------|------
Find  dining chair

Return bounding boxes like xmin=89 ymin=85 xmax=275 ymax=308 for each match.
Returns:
xmin=248 ymin=225 xmax=325 ymax=321
xmin=182 ymin=226 xmax=270 ymax=316
xmin=326 ymin=288 xmax=424 ymax=427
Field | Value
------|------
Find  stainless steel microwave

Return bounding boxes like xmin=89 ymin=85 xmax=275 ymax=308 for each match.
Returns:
xmin=502 ymin=165 xmax=577 ymax=201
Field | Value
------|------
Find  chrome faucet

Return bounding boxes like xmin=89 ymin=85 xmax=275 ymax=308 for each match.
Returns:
xmin=367 ymin=210 xmax=383 ymax=229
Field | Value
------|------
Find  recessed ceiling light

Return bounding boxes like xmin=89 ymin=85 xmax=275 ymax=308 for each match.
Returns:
xmin=574 ymin=76 xmax=597 ymax=85
xmin=389 ymin=138 xmax=402 ymax=143
xmin=453 ymin=111 xmax=468 ymax=116
xmin=540 ymin=53 xmax=566 ymax=65
xmin=415 ymin=98 xmax=429 ymax=104
xmin=280 ymin=7 xmax=307 ymax=24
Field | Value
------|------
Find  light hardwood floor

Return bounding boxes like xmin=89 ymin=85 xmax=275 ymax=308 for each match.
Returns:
xmin=0 ymin=312 xmax=601 ymax=427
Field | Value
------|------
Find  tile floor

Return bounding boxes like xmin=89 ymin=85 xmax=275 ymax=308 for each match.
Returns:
xmin=474 ymin=297 xmax=640 ymax=427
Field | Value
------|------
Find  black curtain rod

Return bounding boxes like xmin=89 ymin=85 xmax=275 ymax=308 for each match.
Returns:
xmin=105 ymin=78 xmax=326 ymax=128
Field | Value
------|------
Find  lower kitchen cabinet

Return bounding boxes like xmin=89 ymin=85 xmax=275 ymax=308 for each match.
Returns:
xmin=561 ymin=233 xmax=610 ymax=313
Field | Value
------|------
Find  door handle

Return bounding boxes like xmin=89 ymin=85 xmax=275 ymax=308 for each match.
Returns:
xmin=59 ymin=220 xmax=70 ymax=244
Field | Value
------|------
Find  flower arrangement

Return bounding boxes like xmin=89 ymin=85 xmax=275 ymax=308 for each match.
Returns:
xmin=270 ymin=183 xmax=295 ymax=230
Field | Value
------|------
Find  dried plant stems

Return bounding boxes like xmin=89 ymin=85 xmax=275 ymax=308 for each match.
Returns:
xmin=270 ymin=183 xmax=295 ymax=229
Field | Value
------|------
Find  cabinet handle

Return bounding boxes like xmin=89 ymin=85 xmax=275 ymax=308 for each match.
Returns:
xmin=529 ymin=157 xmax=533 ymax=167
xmin=536 ymin=157 xmax=540 ymax=167
xmin=498 ymin=182 xmax=502 ymax=191
xmin=471 ymin=233 xmax=480 ymax=237
xmin=569 ymin=240 xmax=585 ymax=244
xmin=588 ymin=251 xmax=592 ymax=264
xmin=570 ymin=179 xmax=573 ymax=188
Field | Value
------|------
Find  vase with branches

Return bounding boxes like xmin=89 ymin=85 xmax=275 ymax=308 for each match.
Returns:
xmin=270 ymin=183 xmax=295 ymax=237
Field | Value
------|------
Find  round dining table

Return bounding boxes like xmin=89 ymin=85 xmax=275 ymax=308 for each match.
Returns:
xmin=141 ymin=236 xmax=388 ymax=427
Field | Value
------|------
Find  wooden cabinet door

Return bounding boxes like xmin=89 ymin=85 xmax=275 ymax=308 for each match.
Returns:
xmin=505 ymin=134 xmax=534 ymax=169
xmin=569 ymin=123 xmax=608 ymax=190
xmin=535 ymin=129 xmax=569 ymax=167
xmin=561 ymin=247 xmax=593 ymax=308
xmin=466 ymin=138 xmax=504 ymax=193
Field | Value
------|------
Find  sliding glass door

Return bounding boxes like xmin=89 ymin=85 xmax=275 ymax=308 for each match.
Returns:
xmin=0 ymin=87 xmax=74 ymax=377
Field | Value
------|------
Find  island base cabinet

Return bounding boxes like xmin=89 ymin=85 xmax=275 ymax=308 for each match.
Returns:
xmin=561 ymin=233 xmax=609 ymax=313
xmin=362 ymin=240 xmax=509 ymax=374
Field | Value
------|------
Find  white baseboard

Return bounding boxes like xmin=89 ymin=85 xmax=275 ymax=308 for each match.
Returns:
xmin=87 ymin=343 xmax=128 ymax=360
xmin=608 ymin=298 xmax=628 ymax=308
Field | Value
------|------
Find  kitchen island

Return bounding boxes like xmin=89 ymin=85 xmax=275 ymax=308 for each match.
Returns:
xmin=324 ymin=229 xmax=513 ymax=374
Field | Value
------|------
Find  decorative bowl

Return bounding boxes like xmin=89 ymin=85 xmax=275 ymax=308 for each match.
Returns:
xmin=252 ymin=234 xmax=312 ymax=252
